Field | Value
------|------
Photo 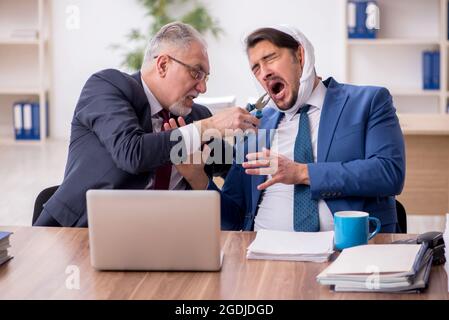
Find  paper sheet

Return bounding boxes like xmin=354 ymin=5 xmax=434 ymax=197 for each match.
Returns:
xmin=247 ymin=229 xmax=334 ymax=255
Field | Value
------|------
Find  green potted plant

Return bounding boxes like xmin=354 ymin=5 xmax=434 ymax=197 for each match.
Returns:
xmin=112 ymin=0 xmax=222 ymax=71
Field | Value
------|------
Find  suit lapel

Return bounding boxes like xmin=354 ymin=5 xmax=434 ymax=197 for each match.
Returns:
xmin=131 ymin=71 xmax=153 ymax=133
xmin=317 ymin=78 xmax=349 ymax=162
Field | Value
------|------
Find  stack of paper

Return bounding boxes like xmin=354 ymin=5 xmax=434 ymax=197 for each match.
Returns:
xmin=0 ymin=231 xmax=13 ymax=266
xmin=247 ymin=230 xmax=335 ymax=263
xmin=317 ymin=244 xmax=432 ymax=293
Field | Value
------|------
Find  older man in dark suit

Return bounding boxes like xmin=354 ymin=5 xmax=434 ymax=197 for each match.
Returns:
xmin=34 ymin=22 xmax=259 ymax=227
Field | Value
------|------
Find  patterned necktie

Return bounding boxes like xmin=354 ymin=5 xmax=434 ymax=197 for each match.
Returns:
xmin=293 ymin=105 xmax=319 ymax=232
xmin=153 ymin=109 xmax=172 ymax=190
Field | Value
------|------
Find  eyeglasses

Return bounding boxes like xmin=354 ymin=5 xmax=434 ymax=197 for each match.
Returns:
xmin=154 ymin=55 xmax=209 ymax=82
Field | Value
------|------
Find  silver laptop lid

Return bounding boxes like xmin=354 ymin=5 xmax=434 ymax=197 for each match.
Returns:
xmin=86 ymin=190 xmax=221 ymax=271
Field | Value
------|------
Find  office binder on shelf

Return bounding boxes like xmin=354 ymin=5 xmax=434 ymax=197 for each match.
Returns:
xmin=431 ymin=51 xmax=440 ymax=90
xmin=12 ymin=101 xmax=47 ymax=140
xmin=23 ymin=103 xmax=33 ymax=139
xmin=422 ymin=51 xmax=433 ymax=90
xmin=347 ymin=1 xmax=358 ymax=38
xmin=347 ymin=0 xmax=379 ymax=39
xmin=32 ymin=103 xmax=42 ymax=139
xmin=13 ymin=103 xmax=24 ymax=140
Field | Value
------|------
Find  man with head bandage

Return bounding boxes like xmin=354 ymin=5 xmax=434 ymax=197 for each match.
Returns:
xmin=177 ymin=25 xmax=405 ymax=233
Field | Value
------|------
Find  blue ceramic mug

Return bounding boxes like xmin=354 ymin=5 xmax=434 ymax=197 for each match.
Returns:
xmin=334 ymin=211 xmax=381 ymax=250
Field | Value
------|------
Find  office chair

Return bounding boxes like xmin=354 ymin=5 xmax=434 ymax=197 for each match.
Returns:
xmin=32 ymin=185 xmax=59 ymax=225
xmin=395 ymin=199 xmax=407 ymax=234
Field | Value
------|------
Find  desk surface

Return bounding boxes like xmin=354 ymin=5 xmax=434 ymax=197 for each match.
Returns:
xmin=0 ymin=226 xmax=448 ymax=300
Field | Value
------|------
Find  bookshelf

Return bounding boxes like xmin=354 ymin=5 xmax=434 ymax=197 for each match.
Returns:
xmin=343 ymin=0 xmax=449 ymax=135
xmin=0 ymin=0 xmax=51 ymax=143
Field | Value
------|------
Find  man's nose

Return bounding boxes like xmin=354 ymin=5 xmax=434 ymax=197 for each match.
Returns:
xmin=195 ymin=79 xmax=207 ymax=94
xmin=261 ymin=65 xmax=274 ymax=82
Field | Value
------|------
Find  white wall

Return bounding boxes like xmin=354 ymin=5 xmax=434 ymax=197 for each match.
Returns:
xmin=50 ymin=0 xmax=345 ymax=139
xmin=50 ymin=0 xmax=147 ymax=139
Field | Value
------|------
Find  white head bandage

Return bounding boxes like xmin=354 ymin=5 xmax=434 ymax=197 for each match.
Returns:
xmin=267 ymin=24 xmax=316 ymax=116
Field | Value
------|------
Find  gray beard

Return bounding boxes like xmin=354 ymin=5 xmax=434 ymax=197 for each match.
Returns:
xmin=168 ymin=99 xmax=192 ymax=117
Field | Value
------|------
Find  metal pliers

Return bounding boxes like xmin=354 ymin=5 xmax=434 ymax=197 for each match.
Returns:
xmin=245 ymin=93 xmax=270 ymax=119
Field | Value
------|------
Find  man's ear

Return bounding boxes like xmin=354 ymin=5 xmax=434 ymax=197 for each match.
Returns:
xmin=296 ymin=46 xmax=305 ymax=68
xmin=156 ymin=55 xmax=169 ymax=77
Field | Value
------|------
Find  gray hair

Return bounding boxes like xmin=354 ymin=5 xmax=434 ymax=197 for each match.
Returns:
xmin=141 ymin=22 xmax=206 ymax=69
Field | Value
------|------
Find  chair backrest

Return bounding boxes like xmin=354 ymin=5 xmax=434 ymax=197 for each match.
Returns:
xmin=395 ymin=199 xmax=407 ymax=233
xmin=32 ymin=186 xmax=59 ymax=225
xmin=194 ymin=96 xmax=236 ymax=115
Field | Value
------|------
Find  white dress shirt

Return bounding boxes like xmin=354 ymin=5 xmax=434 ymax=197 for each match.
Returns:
xmin=254 ymin=81 xmax=334 ymax=232
xmin=141 ymin=77 xmax=187 ymax=190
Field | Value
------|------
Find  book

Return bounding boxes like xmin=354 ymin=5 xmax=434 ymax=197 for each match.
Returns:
xmin=0 ymin=231 xmax=13 ymax=266
xmin=431 ymin=51 xmax=440 ymax=90
xmin=247 ymin=230 xmax=334 ymax=263
xmin=347 ymin=0 xmax=379 ymax=39
xmin=12 ymin=102 xmax=46 ymax=140
xmin=317 ymin=243 xmax=432 ymax=293
xmin=13 ymin=103 xmax=24 ymax=139
xmin=422 ymin=51 xmax=433 ymax=90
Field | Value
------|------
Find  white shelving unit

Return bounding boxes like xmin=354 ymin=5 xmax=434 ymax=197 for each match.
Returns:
xmin=0 ymin=0 xmax=51 ymax=143
xmin=343 ymin=0 xmax=449 ymax=135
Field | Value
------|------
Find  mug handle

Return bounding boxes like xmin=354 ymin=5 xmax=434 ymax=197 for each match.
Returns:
xmin=368 ymin=217 xmax=381 ymax=240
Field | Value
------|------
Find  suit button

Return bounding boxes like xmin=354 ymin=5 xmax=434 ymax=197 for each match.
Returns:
xmin=332 ymin=192 xmax=337 ymax=197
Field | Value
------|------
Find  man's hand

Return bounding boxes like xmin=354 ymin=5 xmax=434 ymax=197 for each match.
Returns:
xmin=164 ymin=117 xmax=209 ymax=190
xmin=242 ymin=148 xmax=310 ymax=190
xmin=197 ymin=107 xmax=260 ymax=139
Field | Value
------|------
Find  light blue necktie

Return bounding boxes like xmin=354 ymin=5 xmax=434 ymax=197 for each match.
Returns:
xmin=293 ymin=105 xmax=319 ymax=232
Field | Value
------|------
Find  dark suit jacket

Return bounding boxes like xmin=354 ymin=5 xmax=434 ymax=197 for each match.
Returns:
xmin=42 ymin=69 xmax=214 ymax=227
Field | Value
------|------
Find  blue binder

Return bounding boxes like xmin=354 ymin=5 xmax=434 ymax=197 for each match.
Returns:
xmin=13 ymin=102 xmax=24 ymax=140
xmin=364 ymin=1 xmax=379 ymax=38
xmin=431 ymin=51 xmax=440 ymax=90
xmin=12 ymin=101 xmax=47 ymax=140
xmin=32 ymin=103 xmax=42 ymax=140
xmin=22 ymin=103 xmax=33 ymax=139
xmin=422 ymin=51 xmax=433 ymax=90
xmin=348 ymin=0 xmax=379 ymax=39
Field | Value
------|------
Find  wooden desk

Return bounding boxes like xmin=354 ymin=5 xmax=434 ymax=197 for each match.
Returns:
xmin=0 ymin=226 xmax=448 ymax=300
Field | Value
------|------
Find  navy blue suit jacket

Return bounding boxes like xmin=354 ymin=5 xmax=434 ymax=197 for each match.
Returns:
xmin=208 ymin=78 xmax=406 ymax=231
xmin=42 ymin=69 xmax=212 ymax=227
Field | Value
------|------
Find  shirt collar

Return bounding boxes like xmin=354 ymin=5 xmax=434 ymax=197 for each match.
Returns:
xmin=284 ymin=80 xmax=327 ymax=121
xmin=141 ymin=77 xmax=163 ymax=117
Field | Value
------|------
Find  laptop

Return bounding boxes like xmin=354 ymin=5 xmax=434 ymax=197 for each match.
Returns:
xmin=86 ymin=190 xmax=222 ymax=271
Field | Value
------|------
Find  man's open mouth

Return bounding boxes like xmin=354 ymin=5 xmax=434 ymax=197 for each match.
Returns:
xmin=268 ymin=79 xmax=286 ymax=101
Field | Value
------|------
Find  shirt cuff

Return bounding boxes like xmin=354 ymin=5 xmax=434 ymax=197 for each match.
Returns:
xmin=178 ymin=123 xmax=201 ymax=156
